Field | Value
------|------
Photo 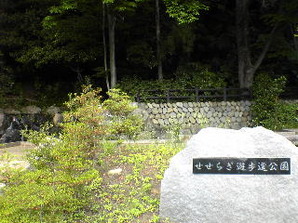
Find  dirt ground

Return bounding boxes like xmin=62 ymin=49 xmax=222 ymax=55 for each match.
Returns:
xmin=0 ymin=142 xmax=36 ymax=160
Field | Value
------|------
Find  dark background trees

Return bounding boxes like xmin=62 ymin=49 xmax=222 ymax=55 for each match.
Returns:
xmin=0 ymin=0 xmax=297 ymax=104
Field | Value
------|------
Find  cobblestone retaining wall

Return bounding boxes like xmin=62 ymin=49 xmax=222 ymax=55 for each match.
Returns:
xmin=136 ymin=100 xmax=252 ymax=135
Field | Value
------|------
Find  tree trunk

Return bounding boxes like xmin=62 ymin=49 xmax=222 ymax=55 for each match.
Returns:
xmin=102 ymin=3 xmax=110 ymax=90
xmin=156 ymin=0 xmax=163 ymax=80
xmin=70 ymin=65 xmax=83 ymax=83
xmin=236 ymin=0 xmax=254 ymax=88
xmin=291 ymin=24 xmax=298 ymax=52
xmin=108 ymin=9 xmax=117 ymax=88
xmin=236 ymin=0 xmax=278 ymax=88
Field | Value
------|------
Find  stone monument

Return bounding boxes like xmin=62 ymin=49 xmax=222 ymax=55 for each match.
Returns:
xmin=160 ymin=127 xmax=298 ymax=223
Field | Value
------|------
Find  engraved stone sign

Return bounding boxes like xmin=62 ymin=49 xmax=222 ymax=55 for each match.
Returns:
xmin=193 ymin=158 xmax=291 ymax=174
xmin=160 ymin=127 xmax=298 ymax=223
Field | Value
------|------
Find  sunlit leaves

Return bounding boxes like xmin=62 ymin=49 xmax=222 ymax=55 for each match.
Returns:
xmin=163 ymin=0 xmax=208 ymax=24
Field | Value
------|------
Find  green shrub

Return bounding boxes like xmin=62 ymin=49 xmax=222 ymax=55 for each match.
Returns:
xmin=102 ymin=89 xmax=144 ymax=139
xmin=0 ymin=86 xmax=143 ymax=222
xmin=174 ymin=63 xmax=226 ymax=89
xmin=116 ymin=63 xmax=227 ymax=102
xmin=116 ymin=77 xmax=183 ymax=101
xmin=273 ymin=102 xmax=298 ymax=129
xmin=0 ymin=89 xmax=103 ymax=221
xmin=251 ymin=73 xmax=297 ymax=130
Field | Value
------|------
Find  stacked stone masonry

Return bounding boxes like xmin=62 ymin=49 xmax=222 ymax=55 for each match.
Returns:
xmin=137 ymin=100 xmax=252 ymax=134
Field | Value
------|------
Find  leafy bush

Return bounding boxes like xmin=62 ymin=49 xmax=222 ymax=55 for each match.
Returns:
xmin=273 ymin=101 xmax=298 ymax=129
xmin=116 ymin=63 xmax=227 ymax=102
xmin=174 ymin=63 xmax=226 ymax=89
xmin=116 ymin=77 xmax=183 ymax=101
xmin=251 ymin=73 xmax=297 ymax=130
xmin=0 ymin=86 xmax=144 ymax=222
xmin=102 ymin=89 xmax=144 ymax=139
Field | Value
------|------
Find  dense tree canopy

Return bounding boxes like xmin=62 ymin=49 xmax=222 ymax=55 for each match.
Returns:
xmin=0 ymin=0 xmax=297 ymax=99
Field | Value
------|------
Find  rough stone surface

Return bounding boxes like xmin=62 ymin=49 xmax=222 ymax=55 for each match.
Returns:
xmin=53 ymin=113 xmax=64 ymax=126
xmin=21 ymin=105 xmax=41 ymax=114
xmin=160 ymin=127 xmax=298 ymax=223
xmin=108 ymin=168 xmax=123 ymax=175
xmin=137 ymin=100 xmax=256 ymax=134
xmin=45 ymin=106 xmax=61 ymax=115
xmin=0 ymin=113 xmax=6 ymax=135
xmin=0 ymin=118 xmax=22 ymax=143
xmin=3 ymin=108 xmax=21 ymax=115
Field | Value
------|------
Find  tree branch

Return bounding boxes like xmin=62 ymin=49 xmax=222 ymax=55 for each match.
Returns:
xmin=253 ymin=24 xmax=278 ymax=71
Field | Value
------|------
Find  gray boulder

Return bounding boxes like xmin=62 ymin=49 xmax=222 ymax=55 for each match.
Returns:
xmin=0 ymin=117 xmax=22 ymax=143
xmin=160 ymin=127 xmax=298 ymax=223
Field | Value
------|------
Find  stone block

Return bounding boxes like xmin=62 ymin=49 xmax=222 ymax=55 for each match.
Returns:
xmin=176 ymin=102 xmax=183 ymax=108
xmin=160 ymin=127 xmax=298 ymax=223
xmin=188 ymin=102 xmax=194 ymax=107
xmin=22 ymin=105 xmax=41 ymax=114
xmin=189 ymin=117 xmax=196 ymax=124
xmin=45 ymin=106 xmax=61 ymax=115
xmin=3 ymin=108 xmax=21 ymax=115
xmin=152 ymin=108 xmax=159 ymax=114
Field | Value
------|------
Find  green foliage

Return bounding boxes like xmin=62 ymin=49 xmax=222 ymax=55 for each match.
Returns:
xmin=0 ymin=85 xmax=186 ymax=222
xmin=273 ymin=102 xmax=298 ymax=129
xmin=252 ymin=73 xmax=297 ymax=130
xmin=117 ymin=63 xmax=226 ymax=102
xmin=1 ymin=0 xmax=298 ymax=98
xmin=103 ymin=89 xmax=136 ymax=115
xmin=0 ymin=86 xmax=144 ymax=221
xmin=64 ymin=86 xmax=143 ymax=139
xmin=103 ymin=0 xmax=145 ymax=12
xmin=16 ymin=0 xmax=101 ymax=67
xmin=117 ymin=78 xmax=181 ymax=98
xmin=87 ymin=142 xmax=183 ymax=222
xmin=103 ymin=89 xmax=144 ymax=139
xmin=0 ymin=101 xmax=102 ymax=221
xmin=163 ymin=0 xmax=208 ymax=24
xmin=0 ymin=86 xmax=182 ymax=222
xmin=174 ymin=63 xmax=227 ymax=89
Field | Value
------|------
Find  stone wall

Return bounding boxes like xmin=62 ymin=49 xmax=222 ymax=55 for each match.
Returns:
xmin=1 ymin=100 xmax=296 ymax=141
xmin=136 ymin=100 xmax=252 ymax=135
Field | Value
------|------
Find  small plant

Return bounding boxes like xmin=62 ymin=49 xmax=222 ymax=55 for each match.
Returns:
xmin=218 ymin=117 xmax=231 ymax=129
xmin=102 ymin=89 xmax=144 ymax=139
xmin=166 ymin=115 xmax=185 ymax=142
xmin=196 ymin=113 xmax=209 ymax=128
xmin=251 ymin=73 xmax=295 ymax=130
